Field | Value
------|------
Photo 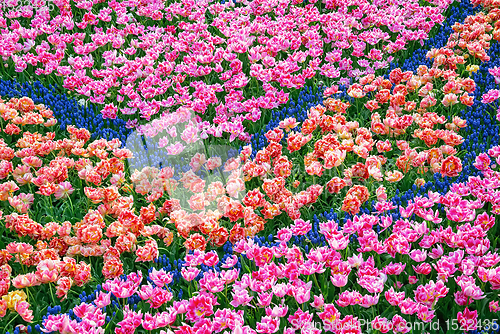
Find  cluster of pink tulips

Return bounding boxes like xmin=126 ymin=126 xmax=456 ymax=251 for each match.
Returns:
xmin=0 ymin=0 xmax=456 ymax=142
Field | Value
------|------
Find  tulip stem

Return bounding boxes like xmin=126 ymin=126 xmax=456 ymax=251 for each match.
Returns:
xmin=49 ymin=282 xmax=56 ymax=305
xmin=26 ymin=286 xmax=34 ymax=304
xmin=44 ymin=195 xmax=55 ymax=221
xmin=312 ymin=273 xmax=323 ymax=297
xmin=2 ymin=313 xmax=18 ymax=333
xmin=67 ymin=195 xmax=75 ymax=218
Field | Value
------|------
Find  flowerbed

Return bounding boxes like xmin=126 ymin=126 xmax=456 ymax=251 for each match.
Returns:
xmin=17 ymin=145 xmax=500 ymax=333
xmin=0 ymin=0 xmax=456 ymax=144
xmin=1 ymin=0 xmax=500 ymax=333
